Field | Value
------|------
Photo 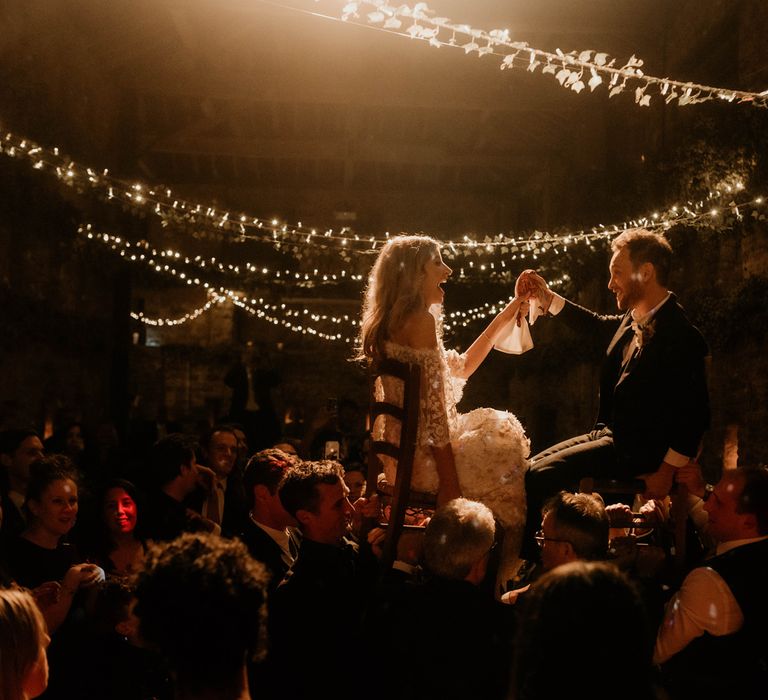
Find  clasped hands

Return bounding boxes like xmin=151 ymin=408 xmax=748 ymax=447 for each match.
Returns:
xmin=515 ymin=269 xmax=554 ymax=316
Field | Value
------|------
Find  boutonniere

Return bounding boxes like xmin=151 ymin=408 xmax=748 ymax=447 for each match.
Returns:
xmin=632 ymin=318 xmax=656 ymax=349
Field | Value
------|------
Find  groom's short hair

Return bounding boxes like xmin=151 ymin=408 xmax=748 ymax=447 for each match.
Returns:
xmin=611 ymin=229 xmax=672 ymax=286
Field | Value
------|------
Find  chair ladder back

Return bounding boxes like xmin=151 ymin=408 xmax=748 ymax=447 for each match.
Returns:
xmin=365 ymin=357 xmax=422 ymax=570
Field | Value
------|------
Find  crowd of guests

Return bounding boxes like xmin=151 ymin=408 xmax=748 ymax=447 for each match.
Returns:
xmin=0 ymin=420 xmax=766 ymax=700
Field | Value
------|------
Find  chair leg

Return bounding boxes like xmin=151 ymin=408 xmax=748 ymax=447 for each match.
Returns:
xmin=670 ymin=483 xmax=689 ymax=579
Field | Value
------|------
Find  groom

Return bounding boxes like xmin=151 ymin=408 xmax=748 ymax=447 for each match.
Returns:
xmin=517 ymin=229 xmax=710 ymax=561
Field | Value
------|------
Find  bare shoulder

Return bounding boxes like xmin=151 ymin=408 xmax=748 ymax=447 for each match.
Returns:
xmin=393 ymin=310 xmax=438 ymax=350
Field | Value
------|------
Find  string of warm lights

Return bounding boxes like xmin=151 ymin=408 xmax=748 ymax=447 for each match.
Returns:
xmin=85 ymin=223 xmax=571 ymax=341
xmin=79 ymin=177 xmax=764 ymax=302
xmin=131 ymin=292 xmax=228 ymax=326
xmin=326 ymin=0 xmax=768 ymax=109
xmin=2 ymin=129 xmax=762 ymax=262
xmin=84 ymin=225 xmax=360 ymax=341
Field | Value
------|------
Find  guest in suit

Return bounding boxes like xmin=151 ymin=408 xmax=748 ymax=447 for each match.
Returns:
xmin=239 ymin=448 xmax=300 ymax=591
xmin=194 ymin=425 xmax=247 ymax=536
xmin=0 ymin=429 xmax=45 ymax=540
xmin=517 ymin=229 xmax=709 ymax=559
xmin=369 ymin=498 xmax=515 ymax=700
xmin=656 ymin=466 xmax=768 ymax=700
xmin=268 ymin=461 xmax=381 ymax=700
xmin=224 ymin=343 xmax=281 ymax=451
xmin=143 ymin=434 xmax=215 ymax=542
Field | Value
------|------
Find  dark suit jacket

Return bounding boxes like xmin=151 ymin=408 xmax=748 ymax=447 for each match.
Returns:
xmin=559 ymin=294 xmax=710 ymax=475
xmin=224 ymin=362 xmax=279 ymax=417
xmin=187 ymin=466 xmax=247 ymax=537
xmin=268 ymin=537 xmax=379 ymax=699
xmin=238 ymin=519 xmax=300 ymax=592
xmin=367 ymin=576 xmax=516 ymax=700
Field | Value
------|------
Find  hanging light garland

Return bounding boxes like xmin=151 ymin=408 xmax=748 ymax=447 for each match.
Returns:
xmin=79 ymin=177 xmax=764 ymax=297
xmin=1 ymin=129 xmax=763 ymax=267
xmin=324 ymin=1 xmax=768 ymax=109
xmin=84 ymin=225 xmax=359 ymax=342
xmin=131 ymin=292 xmax=228 ymax=326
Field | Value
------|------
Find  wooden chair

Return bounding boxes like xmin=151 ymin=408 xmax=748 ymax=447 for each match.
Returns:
xmin=365 ymin=357 xmax=436 ymax=570
xmin=579 ymin=476 xmax=689 ymax=579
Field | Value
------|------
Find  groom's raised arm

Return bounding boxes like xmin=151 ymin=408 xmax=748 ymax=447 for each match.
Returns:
xmin=516 ymin=270 xmax=622 ymax=352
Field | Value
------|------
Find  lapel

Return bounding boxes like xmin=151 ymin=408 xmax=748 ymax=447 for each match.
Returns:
xmin=606 ymin=312 xmax=633 ymax=358
xmin=614 ymin=293 xmax=676 ymax=388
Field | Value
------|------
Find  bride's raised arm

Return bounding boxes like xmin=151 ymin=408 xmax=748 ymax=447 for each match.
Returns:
xmin=456 ymin=296 xmax=528 ymax=379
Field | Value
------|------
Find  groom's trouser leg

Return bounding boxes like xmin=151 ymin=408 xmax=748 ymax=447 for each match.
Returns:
xmin=519 ymin=430 xmax=616 ymax=561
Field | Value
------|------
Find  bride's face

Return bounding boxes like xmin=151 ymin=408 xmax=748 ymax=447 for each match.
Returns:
xmin=421 ymin=248 xmax=452 ymax=306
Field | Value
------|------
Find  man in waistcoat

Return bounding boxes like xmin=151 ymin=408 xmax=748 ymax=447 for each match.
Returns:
xmin=655 ymin=466 xmax=768 ymax=699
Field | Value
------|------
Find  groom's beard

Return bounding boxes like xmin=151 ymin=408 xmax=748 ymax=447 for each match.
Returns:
xmin=615 ymin=279 xmax=643 ymax=312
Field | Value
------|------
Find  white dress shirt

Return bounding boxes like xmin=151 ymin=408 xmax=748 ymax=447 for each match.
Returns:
xmin=251 ymin=515 xmax=298 ymax=568
xmin=654 ymin=535 xmax=768 ymax=664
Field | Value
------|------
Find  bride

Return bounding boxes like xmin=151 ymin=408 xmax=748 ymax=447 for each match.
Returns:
xmin=358 ymin=235 xmax=530 ymax=587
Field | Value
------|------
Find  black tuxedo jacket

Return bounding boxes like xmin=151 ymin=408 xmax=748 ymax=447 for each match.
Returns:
xmin=559 ymin=294 xmax=710 ymax=475
xmin=238 ymin=519 xmax=299 ymax=591
xmin=187 ymin=466 xmax=247 ymax=537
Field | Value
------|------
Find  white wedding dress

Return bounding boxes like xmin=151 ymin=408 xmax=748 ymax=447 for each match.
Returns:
xmin=374 ymin=340 xmax=530 ymax=579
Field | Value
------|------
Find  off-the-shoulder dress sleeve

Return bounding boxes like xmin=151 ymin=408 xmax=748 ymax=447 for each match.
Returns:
xmin=443 ymin=348 xmax=467 ymax=404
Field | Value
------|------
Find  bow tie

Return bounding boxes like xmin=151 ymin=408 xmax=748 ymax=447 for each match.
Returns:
xmin=630 ymin=318 xmax=656 ymax=348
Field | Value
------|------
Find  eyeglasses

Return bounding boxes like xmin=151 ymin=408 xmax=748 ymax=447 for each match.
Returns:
xmin=534 ymin=530 xmax=571 ymax=547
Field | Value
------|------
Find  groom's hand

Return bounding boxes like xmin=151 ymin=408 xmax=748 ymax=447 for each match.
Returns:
xmin=516 ymin=270 xmax=554 ymax=313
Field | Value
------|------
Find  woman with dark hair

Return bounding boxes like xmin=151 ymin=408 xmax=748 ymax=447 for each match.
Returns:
xmin=95 ymin=479 xmax=147 ymax=577
xmin=3 ymin=456 xmax=103 ymax=633
xmin=510 ymin=561 xmax=658 ymax=700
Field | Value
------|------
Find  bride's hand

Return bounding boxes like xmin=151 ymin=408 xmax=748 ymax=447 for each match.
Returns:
xmin=516 ymin=270 xmax=551 ymax=301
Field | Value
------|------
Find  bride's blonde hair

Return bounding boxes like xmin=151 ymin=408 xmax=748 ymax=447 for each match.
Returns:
xmin=357 ymin=235 xmax=442 ymax=362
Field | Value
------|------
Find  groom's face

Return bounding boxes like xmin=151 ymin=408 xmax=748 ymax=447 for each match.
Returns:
xmin=608 ymin=248 xmax=643 ymax=312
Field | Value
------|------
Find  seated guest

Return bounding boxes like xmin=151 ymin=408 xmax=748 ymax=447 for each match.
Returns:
xmin=92 ymin=479 xmax=147 ymax=577
xmin=134 ymin=532 xmax=268 ymax=700
xmin=195 ymin=425 xmax=246 ymax=535
xmin=239 ymin=448 xmax=300 ymax=591
xmin=371 ymin=498 xmax=515 ymax=700
xmin=268 ymin=460 xmax=380 ymax=700
xmin=0 ymin=429 xmax=45 ymax=539
xmin=3 ymin=456 xmax=103 ymax=633
xmin=655 ymin=466 xmax=768 ymax=700
xmin=511 ymin=561 xmax=657 ymax=700
xmin=0 ymin=587 xmax=51 ymax=700
xmin=143 ymin=434 xmax=215 ymax=542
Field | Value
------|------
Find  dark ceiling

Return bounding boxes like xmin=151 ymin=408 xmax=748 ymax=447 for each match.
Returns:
xmin=1 ymin=1 xmax=765 ymax=238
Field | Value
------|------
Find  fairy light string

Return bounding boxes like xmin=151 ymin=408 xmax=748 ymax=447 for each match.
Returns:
xmin=1 ymin=129 xmax=763 ymax=264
